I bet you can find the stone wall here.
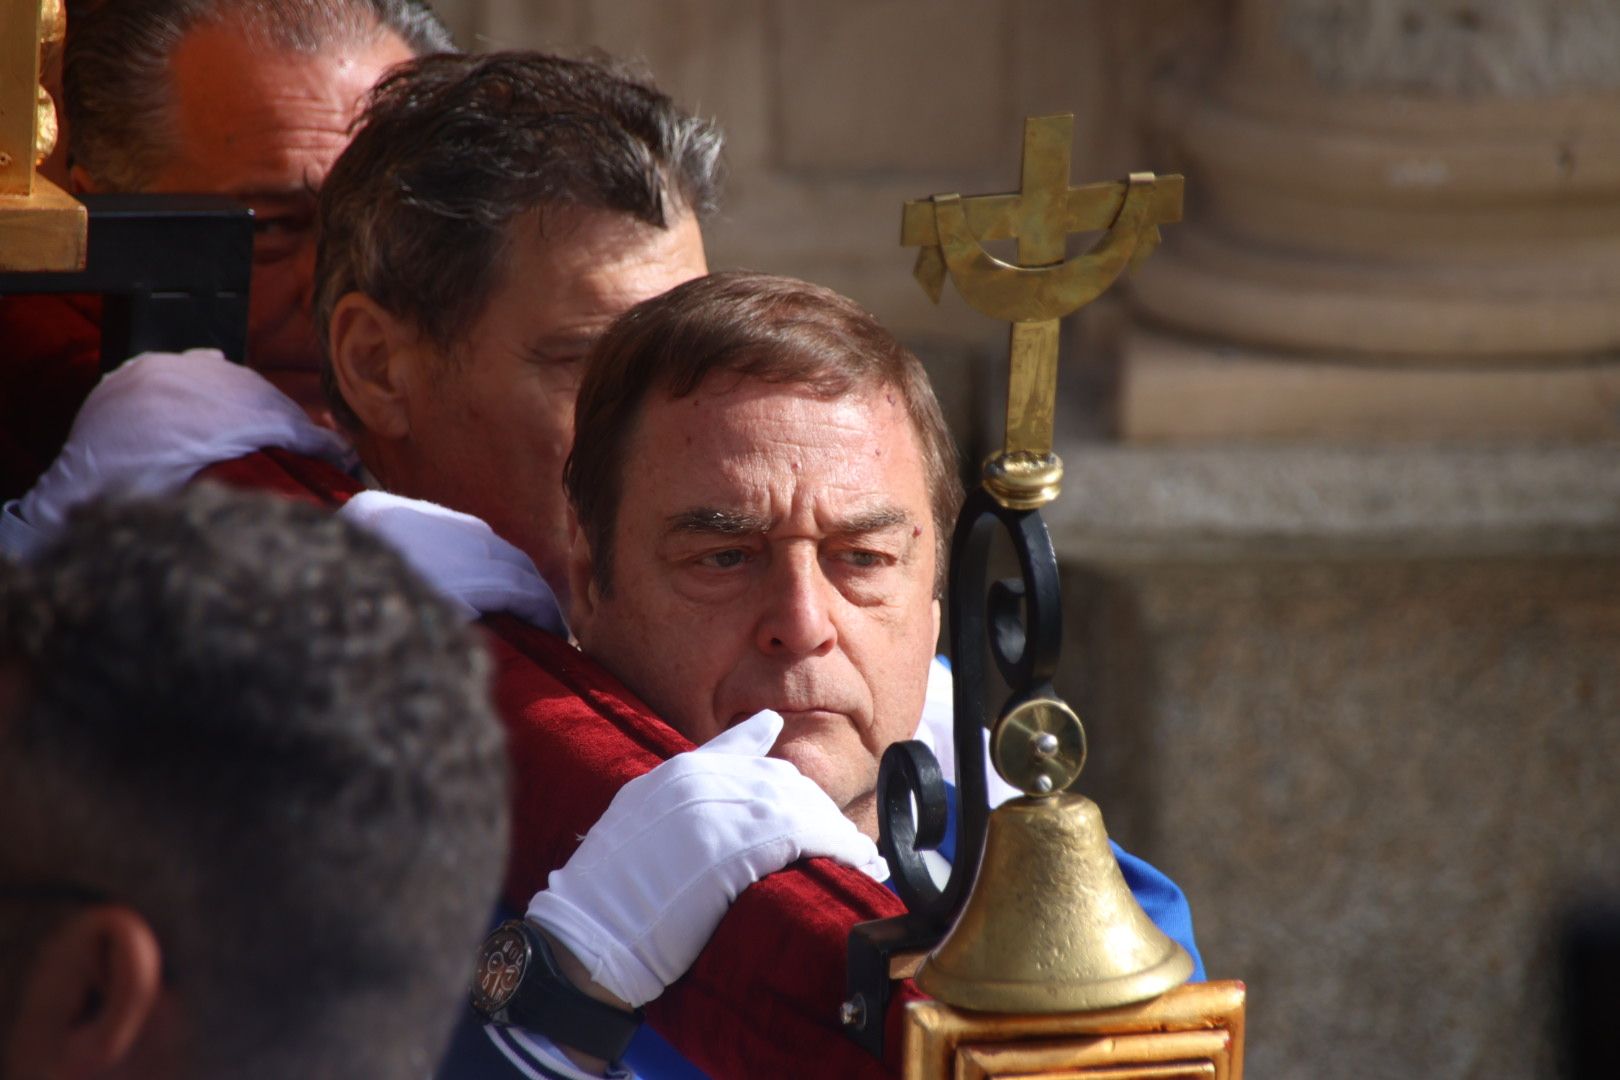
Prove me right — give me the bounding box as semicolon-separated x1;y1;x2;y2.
1051;444;1620;1078
425;3;1620;1076
428;0;1223;442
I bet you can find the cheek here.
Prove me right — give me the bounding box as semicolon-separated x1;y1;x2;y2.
863;613;938;742
249;262;301;307
589;594;728;742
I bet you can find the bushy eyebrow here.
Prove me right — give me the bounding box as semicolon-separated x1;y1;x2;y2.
665;506;912;538
832;507;912;538
666;508;772;536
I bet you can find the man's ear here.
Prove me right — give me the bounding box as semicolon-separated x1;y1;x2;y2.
327;293;421;441
565;509;600;639
4;906;164;1078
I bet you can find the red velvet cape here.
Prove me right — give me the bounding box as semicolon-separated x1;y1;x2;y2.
0;294;104;500
194;448;922;1078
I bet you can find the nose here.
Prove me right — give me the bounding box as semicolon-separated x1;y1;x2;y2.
755;546;837;658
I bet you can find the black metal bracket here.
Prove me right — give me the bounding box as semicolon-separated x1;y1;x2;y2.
0;194;253;371
842;486;1065;1058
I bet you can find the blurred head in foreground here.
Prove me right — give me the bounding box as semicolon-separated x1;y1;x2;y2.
0;487;508;1079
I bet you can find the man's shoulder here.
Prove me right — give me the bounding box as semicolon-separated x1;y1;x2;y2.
196;447;362;507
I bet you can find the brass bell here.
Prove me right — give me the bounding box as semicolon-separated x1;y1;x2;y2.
916;698;1193;1013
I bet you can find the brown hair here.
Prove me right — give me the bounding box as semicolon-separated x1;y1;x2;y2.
316;50;723;430
565;271;963;594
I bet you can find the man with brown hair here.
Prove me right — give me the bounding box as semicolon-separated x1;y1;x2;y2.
479;271;1198;1078
315;49;715;600
564;271;962;838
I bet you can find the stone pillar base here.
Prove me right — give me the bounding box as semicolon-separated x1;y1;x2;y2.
1120;327;1620;443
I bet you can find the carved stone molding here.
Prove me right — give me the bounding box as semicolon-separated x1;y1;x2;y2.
1124;0;1620;415
1280;0;1620;98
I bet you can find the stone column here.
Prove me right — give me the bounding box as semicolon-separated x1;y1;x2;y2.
1054;4;1620;1077
1123;0;1620;440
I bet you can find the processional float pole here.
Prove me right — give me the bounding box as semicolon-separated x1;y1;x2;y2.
842;115;1247;1078
0;0;86;271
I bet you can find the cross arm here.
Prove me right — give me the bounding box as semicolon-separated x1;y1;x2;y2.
899;174;1183;250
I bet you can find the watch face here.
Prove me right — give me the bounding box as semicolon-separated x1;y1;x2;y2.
471;924;530;1015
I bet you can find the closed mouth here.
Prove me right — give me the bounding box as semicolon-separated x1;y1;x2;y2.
729;707;846;729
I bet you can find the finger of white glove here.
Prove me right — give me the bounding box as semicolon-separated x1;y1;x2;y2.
527;743;882;1006
694;709;782;757
338;491;566;635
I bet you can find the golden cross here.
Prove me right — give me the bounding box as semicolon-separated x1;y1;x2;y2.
901;114;1182;509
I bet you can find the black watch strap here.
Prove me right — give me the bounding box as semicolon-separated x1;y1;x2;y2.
476;919;644;1064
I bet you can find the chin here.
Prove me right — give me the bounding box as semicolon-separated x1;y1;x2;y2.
767;739;846;803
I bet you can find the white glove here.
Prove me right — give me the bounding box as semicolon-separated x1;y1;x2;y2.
338;491;566;636
525;710;888;1008
3;350;353;558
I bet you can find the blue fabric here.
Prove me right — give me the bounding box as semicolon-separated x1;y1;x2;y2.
437;906;525;1079
436;903;711;1080
436;1005;527;1078
622;1026;708;1080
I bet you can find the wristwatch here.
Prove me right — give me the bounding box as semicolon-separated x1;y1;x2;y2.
470;919;644;1063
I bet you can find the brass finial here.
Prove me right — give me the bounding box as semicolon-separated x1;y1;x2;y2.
901;116;1181;509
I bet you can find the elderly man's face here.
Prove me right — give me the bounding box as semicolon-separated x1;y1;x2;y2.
384;206;708;601
570;377;942;839
144;21;413;417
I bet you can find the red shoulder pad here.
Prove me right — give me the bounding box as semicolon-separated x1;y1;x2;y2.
194;447;361;507
482;614;909;1077
0;294;104;499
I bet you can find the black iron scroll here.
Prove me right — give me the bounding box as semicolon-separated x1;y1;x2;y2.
841;485;1065;1058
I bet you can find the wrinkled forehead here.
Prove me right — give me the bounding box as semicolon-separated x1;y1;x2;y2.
159;23;411;192
625;373;931;501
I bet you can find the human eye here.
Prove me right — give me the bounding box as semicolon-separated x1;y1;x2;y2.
830;546;897;572
251;213;313;262
698;548;750;570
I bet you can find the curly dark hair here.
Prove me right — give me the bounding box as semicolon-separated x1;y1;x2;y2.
314;49;724;430
0;487;507;1078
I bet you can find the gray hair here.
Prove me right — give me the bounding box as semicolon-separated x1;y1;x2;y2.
0;487;508;1078
314;49;724;430
64;0;453;190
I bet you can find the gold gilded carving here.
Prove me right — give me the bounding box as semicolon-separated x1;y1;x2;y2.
0;0;86;270
958;1031;1227;1080
34;0;65;166
35;85;57;166
902;982;1245;1080
901;115;1180;509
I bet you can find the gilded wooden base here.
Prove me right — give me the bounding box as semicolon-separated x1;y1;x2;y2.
0;175;86;271
903;980;1245;1080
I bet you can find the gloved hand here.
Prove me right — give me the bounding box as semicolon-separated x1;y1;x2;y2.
338;491;566;636
7;350;352;553
525;710;887;1008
